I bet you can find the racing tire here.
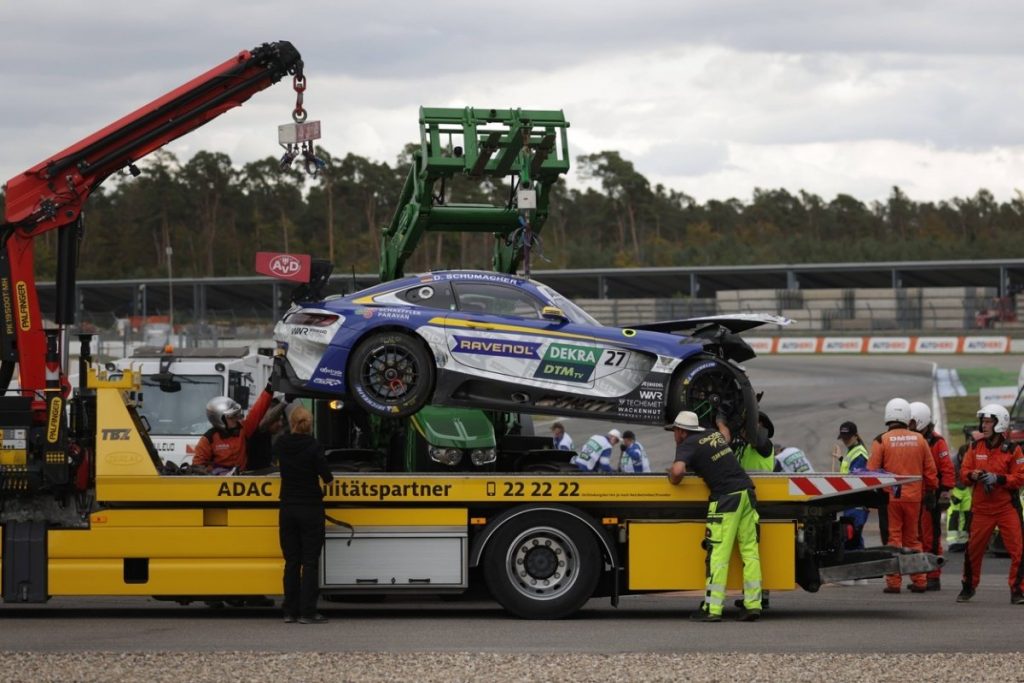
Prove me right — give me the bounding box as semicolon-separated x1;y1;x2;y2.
348;331;435;419
483;512;601;619
669;355;758;440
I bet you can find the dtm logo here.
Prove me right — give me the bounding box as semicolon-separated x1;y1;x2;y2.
269;255;302;277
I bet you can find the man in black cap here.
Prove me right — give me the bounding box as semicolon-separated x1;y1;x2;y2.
832;420;870;552
667;410;762;622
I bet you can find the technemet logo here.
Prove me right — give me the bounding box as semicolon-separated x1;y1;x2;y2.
452;336;541;358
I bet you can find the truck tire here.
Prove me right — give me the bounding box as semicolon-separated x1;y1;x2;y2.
483;512;601;619
348;332;435;419
669;355;757;440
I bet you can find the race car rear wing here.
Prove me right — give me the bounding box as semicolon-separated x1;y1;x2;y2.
627;313;793;334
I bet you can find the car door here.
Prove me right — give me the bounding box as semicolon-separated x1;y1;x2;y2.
443;281;629;392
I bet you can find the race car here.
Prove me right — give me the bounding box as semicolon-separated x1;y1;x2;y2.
273;270;788;435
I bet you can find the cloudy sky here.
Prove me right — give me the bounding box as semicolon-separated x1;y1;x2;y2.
2;1;1022;204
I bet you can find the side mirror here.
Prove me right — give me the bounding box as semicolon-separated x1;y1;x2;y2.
541;306;568;323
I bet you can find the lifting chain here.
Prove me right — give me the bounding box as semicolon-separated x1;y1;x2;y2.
278;66;326;177
292;73;308;124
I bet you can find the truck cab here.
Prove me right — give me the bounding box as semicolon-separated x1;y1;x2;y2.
113;346;275;466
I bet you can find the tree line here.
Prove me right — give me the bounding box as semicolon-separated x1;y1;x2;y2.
2;147;1021;281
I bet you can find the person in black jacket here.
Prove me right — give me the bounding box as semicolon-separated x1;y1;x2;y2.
277;404;334;624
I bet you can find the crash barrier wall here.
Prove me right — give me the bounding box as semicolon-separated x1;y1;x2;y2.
582;287;1016;332
742;335;1024;354
715;286;1014;333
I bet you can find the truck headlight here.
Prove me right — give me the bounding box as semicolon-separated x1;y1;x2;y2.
470;448;496;466
429;446;463;466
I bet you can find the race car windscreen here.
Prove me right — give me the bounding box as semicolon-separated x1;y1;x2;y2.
139;374;224;435
537;285;601;326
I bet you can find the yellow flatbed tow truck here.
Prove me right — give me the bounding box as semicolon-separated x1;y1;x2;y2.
0;369;938;619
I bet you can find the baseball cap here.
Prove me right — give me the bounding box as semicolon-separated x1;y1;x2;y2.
837;421;858;438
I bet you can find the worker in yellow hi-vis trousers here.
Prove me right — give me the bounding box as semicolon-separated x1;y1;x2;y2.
667;410;762;623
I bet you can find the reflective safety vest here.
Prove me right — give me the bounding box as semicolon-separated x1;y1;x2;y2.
553;432;574;451
775;446;814;473
619;441;651;473
570;435;613;472
737;443;775;472
839;442;869;474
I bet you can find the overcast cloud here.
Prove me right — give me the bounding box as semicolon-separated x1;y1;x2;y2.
2;0;1022;203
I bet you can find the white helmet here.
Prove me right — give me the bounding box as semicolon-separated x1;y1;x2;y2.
607;428;622;442
909;402;932;431
206;396;242;430
977;404;1010;434
884;398;912;425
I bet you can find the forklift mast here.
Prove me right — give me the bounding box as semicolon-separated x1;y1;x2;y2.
380;107;570;280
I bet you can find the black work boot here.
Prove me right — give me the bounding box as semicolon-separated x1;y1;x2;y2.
926;578;941;591
956;584;975;603
1011;590;1024;605
689;610;722;623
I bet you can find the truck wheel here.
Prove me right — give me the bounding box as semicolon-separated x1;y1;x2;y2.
483;512;601;619
669;355;757;440
348;332;435;419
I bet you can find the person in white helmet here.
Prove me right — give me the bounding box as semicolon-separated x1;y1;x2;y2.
570;429;621;472
868;397;938;594
909;401;956;591
957;404;1024;604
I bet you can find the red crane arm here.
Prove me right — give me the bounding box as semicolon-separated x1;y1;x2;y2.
0;41;304;398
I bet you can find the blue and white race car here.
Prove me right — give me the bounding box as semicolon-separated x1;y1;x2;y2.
273;270;787;434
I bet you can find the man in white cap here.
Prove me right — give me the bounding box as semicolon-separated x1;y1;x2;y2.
667;410;762;622
570;429;621;472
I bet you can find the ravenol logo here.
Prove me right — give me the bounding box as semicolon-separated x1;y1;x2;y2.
453;336;541;358
533;343;600;383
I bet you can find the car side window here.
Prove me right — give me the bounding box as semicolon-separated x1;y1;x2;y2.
398;282;456;310
452;282;543;319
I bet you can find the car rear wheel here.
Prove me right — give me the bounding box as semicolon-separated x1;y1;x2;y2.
669;355;757;439
348;331;435;419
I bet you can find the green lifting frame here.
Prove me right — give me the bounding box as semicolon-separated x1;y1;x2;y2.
380;106;570;280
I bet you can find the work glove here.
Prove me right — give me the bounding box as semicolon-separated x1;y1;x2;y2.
979;471;999;492
938;489;951;507
923;490;937;511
